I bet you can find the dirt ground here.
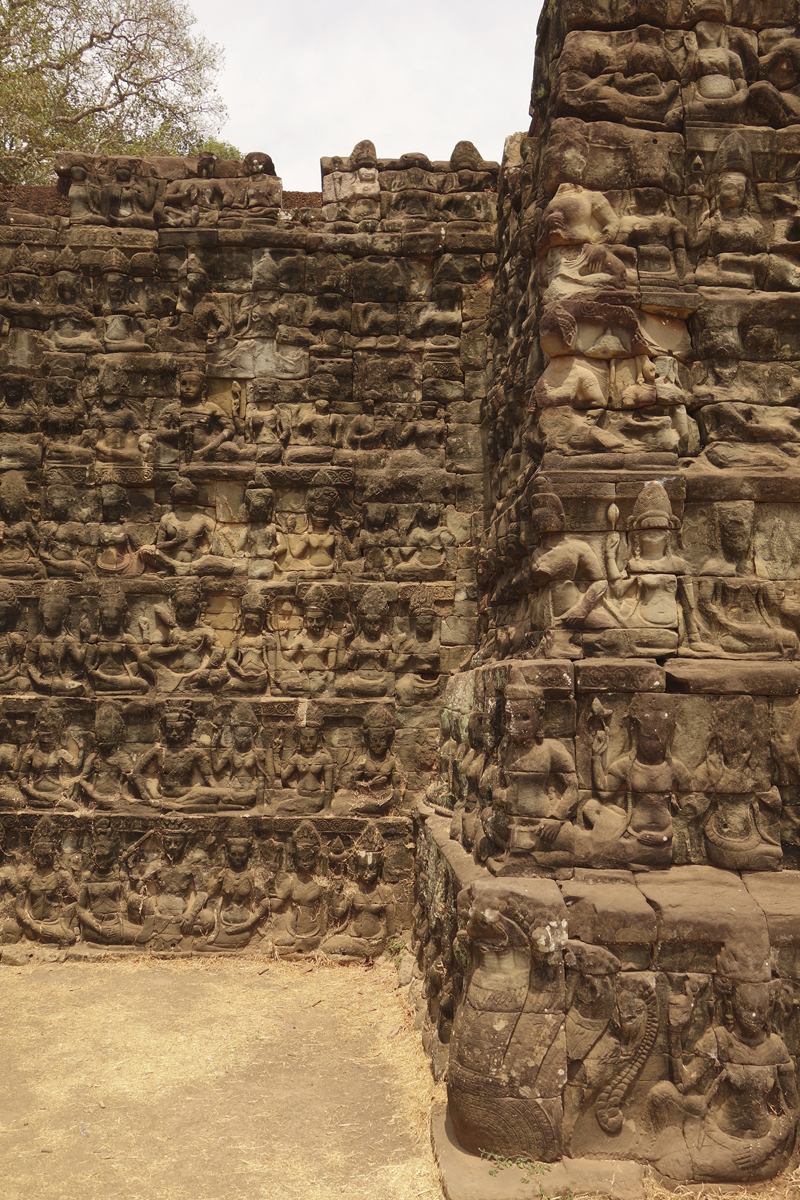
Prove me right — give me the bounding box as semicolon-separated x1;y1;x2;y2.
0;956;444;1200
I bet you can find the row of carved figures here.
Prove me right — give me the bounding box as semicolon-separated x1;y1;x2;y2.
57;152;281;229
482;479;800;660
548;21;800;131
0;476;456;584
0;817;402;958
487;131;800;511
0;699;407;818
0;580;442;702
432;677;800;873
0;369;467;478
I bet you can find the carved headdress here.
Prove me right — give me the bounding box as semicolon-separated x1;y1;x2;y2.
627;481;679;531
353;821;385;871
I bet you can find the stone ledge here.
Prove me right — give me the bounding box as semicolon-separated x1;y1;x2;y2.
431;1105;645;1200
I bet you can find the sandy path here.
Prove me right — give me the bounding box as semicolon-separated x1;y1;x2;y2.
0;956;443;1200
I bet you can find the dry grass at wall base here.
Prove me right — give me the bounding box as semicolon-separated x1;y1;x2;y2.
644;1168;800;1200
0;955;444;1200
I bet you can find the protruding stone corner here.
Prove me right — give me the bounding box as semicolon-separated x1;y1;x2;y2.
431;1105;646;1200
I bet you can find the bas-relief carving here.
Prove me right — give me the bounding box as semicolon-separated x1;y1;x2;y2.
403;0;800;1185
0;139;497;967
0;814;407;959
11;13;800;1184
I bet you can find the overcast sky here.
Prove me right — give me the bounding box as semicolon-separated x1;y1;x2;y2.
187;0;542;191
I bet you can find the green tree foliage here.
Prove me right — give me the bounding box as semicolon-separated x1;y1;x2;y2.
0;0;232;183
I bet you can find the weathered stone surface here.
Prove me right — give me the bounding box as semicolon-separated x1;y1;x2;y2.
0;139;498;964
431;1105;645;1200
409;0;800;1185
9;1;800;1188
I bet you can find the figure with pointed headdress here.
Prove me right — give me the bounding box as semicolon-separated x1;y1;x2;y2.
15;817;78;944
270;821;329;955
321;824;394;959
76;823;151;945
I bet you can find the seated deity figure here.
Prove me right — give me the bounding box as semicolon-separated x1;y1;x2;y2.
559;482;687;656
48;250;104;352
40;377;94;470
274;485;338;576
644;975;798;1182
533;694;691;871
140;477;236;578
199;828;271;951
689;502;799;658
0;376;40;437
339;503;399;579
138;823;214;949
275;592;339;695
0;583;26;692
18;703;83;812
178;369;248;464
90;385;151;479
228;151;280;217
15;818;78;945
145;578;229;692
277;720;334;815
390;504;455;582
486;676;579;861
245;384;289;463
64;163;103;225
605;355;692;454
76;828;151;946
682;22;749;124
101;165;158;228
394;588;441;706
130;703;213;811
617;189;690;284
225;590;275;693
26;584;88;696
688;697;782;871
393;400;446;466
269;821;329;955
694;136;768;290
0;471;45;579
332;705;402;816
99;249;154;353
229;488;277;579
38;484;94;578
335;587;394;697
95;485;144;577
344;397;393;454
86;587;153;695
283;384;344;465
79;702;138;811
211;702;270;809
321;824;394;959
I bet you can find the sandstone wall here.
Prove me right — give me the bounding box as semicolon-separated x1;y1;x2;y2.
413;0;800;1185
0;141;496;959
